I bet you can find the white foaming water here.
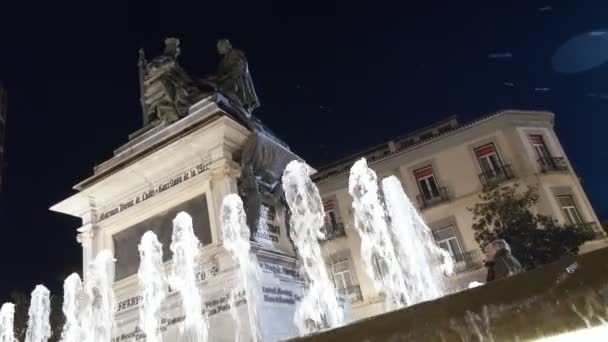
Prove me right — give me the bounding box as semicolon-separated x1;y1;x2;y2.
82;250;115;342
229;289;241;342
282;160;345;334
60;273;83;342
348;159;408;311
220;194;261;342
138;231;168;342
0;303;16;342
25;285;51;342
169;212;208;342
382;176;453;304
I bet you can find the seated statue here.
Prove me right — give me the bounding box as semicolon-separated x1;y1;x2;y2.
139;38;206;125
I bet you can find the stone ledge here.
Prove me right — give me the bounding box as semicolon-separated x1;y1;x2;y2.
290;247;608;341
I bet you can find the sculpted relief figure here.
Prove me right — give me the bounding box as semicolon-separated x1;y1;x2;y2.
205;39;260;116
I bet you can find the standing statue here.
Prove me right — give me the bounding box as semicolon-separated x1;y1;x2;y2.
139;38;199;125
205;39;260;115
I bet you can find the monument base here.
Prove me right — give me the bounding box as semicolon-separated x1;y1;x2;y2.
113;243;304;342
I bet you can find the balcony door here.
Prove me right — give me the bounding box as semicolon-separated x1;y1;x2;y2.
475;143;503;175
323;199;340;236
529;135;552;167
331;259;359;301
414;166;440;200
433;225;464;262
557;195;583;225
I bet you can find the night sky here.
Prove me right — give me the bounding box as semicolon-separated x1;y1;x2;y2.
1;1;607;302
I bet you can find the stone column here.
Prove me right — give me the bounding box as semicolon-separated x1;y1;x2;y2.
76;197;100;282
209;160;241;243
77;224;96;281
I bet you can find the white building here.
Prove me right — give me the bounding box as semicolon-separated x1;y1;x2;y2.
312;110;606;320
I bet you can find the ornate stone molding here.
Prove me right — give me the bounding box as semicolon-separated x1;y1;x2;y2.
210;160;241;181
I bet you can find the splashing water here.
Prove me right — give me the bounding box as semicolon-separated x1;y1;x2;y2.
83;250;115;342
282;160;345;334
138;231;168;342
348;159;408;311
169;212;208;342
229;289;241;342
60;273;83;342
0;303;16;342
220;194;261;342
25;285;51;342
381;176;452;304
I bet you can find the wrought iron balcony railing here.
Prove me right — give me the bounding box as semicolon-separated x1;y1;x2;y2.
574;222;607;240
478;164;514;186
320;221;346;241
337;285;364;303
416;186;450;210
538;157;568;173
450;250;485;275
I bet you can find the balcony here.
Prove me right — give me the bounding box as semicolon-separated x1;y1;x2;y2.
337;285;364;303
478;164;514;186
538;157;568;173
576;222;607;240
416;186;450;210
320;221;346;241
450;250;485;275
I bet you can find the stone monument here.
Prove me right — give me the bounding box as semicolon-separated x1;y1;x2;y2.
51;38;304;341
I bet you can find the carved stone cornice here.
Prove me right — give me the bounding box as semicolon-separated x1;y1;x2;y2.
210;160;241;181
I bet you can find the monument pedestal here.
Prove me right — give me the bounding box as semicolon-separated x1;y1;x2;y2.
51;95;305;341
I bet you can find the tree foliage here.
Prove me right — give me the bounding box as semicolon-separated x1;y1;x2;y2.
469;183;594;270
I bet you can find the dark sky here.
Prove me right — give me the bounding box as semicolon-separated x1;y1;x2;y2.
1;1;607;302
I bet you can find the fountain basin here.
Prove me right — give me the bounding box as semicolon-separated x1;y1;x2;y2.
289;247;608;341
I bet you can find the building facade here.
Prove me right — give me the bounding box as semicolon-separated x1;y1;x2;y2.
312;110;606;320
0;85;6;193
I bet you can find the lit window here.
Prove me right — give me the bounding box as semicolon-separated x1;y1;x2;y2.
414;166;440;200
433;225;464;261
557;195;583;225
474;143;504;174
529;135;552;167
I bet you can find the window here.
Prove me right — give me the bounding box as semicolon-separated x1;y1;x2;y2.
331;259;361;302
414;166;440;199
370;254;389;279
557;195;583;225
323;199;343;238
529;135;552;166
433;225;464;262
474;143;503;174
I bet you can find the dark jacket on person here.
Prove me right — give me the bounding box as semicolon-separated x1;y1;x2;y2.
485;249;523;282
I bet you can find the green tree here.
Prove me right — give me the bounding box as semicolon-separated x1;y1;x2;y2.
468;183;594;270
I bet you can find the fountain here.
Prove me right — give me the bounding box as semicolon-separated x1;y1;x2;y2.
25;285;51;342
169;212;208;342
83;250;115;342
137;231;168;342
282;160;345;334
60;273;83;342
381;175;453;304
0;303;15;342
348;159;409;311
220;194;262;342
